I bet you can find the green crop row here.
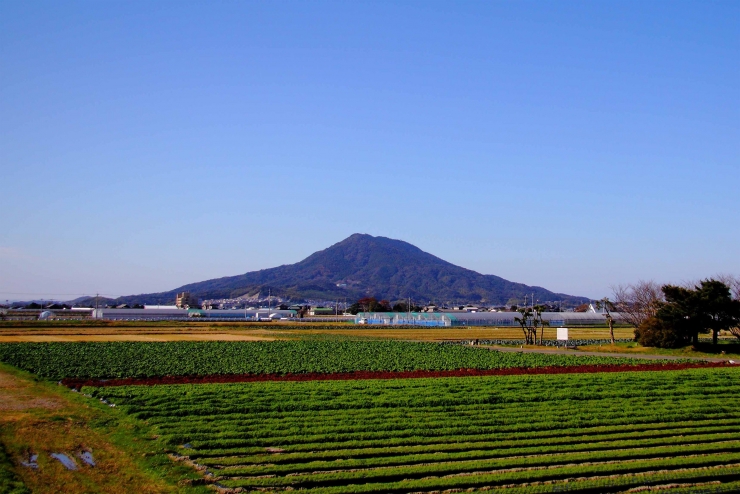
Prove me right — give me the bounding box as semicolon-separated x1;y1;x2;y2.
221;453;740;491
148;405;740;433
214;436;740;477
156;413;740;443
170;412;738;452
171;422;740;456
468;474;740;494
148;398;736;437
196;422;740;466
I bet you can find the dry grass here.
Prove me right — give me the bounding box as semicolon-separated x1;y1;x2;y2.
282;326;637;341
0;321;340;342
578;340;740;359
0;333;276;342
0;320;636;342
0;364;190;493
0;373;62;412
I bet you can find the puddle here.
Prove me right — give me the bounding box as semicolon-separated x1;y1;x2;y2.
50;453;78;470
78;450;96;467
21;453;38;469
182;443;193;449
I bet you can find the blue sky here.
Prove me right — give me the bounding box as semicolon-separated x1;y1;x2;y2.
1;0;738;301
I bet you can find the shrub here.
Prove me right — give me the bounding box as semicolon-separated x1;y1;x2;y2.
635;316;690;348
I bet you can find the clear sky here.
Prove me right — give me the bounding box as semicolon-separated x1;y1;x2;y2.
1;0;738;302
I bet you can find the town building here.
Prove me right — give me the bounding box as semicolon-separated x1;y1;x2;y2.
175;292;199;309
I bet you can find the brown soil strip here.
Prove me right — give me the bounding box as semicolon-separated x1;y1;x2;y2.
0;332;276;342
61;361;733;389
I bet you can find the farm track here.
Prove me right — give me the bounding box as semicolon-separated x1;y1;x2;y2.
86;367;740;493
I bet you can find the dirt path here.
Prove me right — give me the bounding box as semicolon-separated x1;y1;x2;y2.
484;345;732;362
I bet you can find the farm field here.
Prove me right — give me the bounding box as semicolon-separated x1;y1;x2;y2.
0;332;276;343
0;320;636;343
0;340;676;381
292;325;638;342
0;321;287;343
88;367;740;493
1;339;737;493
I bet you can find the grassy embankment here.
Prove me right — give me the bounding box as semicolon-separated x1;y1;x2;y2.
0;363;208;493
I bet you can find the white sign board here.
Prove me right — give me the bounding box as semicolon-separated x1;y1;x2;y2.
557;328;569;341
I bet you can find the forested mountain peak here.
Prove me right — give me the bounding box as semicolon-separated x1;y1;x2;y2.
117;234;584;305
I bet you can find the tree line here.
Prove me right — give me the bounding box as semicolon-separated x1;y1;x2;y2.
346;298;423;314
612;275;740;348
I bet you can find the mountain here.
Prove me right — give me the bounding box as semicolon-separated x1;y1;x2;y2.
115;234;586;306
68;296;118;307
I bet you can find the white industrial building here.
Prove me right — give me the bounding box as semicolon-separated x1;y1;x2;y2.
92;308;297;321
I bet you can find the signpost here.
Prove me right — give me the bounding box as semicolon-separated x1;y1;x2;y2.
557;327;569;347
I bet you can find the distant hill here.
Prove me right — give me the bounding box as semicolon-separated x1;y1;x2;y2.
68;296;118;307
115;234;587;306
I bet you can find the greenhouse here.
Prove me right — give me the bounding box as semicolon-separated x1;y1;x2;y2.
355;312;453;326
354;311;623;327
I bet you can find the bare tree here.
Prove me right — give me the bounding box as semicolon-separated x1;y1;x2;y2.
612;280;664;328
515;308;537;345
534;305;549;345
715;275;740;340
715;274;740;301
595;298;617;344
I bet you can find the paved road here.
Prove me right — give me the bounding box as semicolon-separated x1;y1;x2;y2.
483;345;734;363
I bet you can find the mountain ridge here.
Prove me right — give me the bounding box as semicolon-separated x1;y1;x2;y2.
116;234;587;306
